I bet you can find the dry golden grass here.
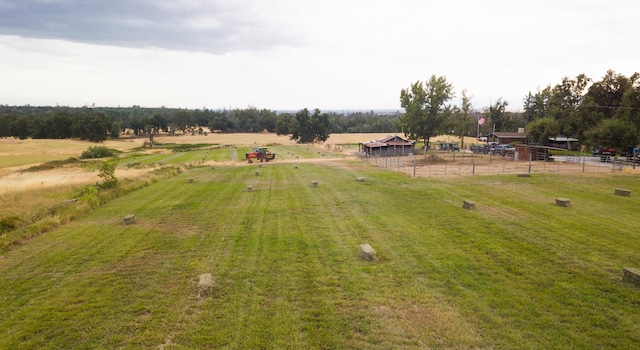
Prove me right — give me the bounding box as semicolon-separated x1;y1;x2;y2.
0;133;479;166
0;133;481;192
0;167;154;195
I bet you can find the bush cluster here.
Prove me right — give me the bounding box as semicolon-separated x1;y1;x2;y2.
80;146;119;159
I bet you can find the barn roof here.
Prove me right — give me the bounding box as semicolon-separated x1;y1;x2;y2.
493;132;526;139
361;135;414;148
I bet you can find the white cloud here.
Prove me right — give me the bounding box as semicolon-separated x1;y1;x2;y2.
0;0;638;111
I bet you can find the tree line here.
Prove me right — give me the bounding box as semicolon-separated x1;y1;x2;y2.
0;105;401;143
3;69;637;149
524;70;639;151
399;70;640;151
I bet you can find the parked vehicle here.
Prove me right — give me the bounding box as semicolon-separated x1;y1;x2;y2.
438;143;460;151
488;142;498;154
494;144;515;156
245;147;276;163
620;147;640;159
592;148;615;157
594;148;616;162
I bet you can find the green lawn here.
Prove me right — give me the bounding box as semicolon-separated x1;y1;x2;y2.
1;162;639;348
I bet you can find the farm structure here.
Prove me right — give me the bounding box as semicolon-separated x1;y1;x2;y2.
359;135;415;157
485;131;527;145
548;136;580;151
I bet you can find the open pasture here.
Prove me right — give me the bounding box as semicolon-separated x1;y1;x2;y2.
1;159;639;349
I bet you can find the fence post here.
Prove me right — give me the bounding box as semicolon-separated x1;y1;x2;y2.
472;155;476;175
412;156;416;178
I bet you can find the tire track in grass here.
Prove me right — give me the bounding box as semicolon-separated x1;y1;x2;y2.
273;163;485;348
400;174;640;347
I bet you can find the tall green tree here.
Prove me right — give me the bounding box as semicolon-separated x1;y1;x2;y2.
452;89;473;148
399;75;454;153
486;98;510;132
525;117;560;145
585;118;638;151
614;82;640;128
289;108;331;144
275;113;295;136
585;70;638;118
209;114;234;132
11;116;30;140
547;75;590;137
523;86;551;122
110;121;121;138
84;113;110;142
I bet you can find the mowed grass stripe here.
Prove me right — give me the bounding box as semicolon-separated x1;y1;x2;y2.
1;165;640;348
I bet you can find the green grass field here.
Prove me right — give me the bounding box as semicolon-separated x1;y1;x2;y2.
1;158;640;348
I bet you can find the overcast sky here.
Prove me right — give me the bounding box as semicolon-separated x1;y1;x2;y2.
0;0;638;111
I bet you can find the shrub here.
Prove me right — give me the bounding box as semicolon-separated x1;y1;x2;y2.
97;161;118;189
25;158;80;172
80;146;119;159
0;216;21;233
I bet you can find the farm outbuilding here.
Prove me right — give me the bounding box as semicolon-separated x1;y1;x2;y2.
548;136;579;151
360;135;415;156
487;132;527;145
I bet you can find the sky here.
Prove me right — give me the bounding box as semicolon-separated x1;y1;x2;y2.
0;0;638;112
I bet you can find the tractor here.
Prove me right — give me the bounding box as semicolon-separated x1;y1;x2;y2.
245;147;276;163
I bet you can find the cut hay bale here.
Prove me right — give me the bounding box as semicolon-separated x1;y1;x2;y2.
517;173;531;177
189;178;194;183
294;166;298;169
258;164;263;168
356;177;365;182
623;268;640;288
615;188;631;196
197;273;214;297
555;198;571;207
123;214;135;225
462;200;476;210
246;186;253;192
255;171;260;176
311;181;318;187
360;244;377;261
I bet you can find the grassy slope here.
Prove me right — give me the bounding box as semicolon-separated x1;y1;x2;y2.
1;163;639;349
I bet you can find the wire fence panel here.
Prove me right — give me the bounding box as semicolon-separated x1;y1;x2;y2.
361;152;639;178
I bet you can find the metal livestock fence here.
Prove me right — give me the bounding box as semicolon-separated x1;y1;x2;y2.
360;151;639;178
